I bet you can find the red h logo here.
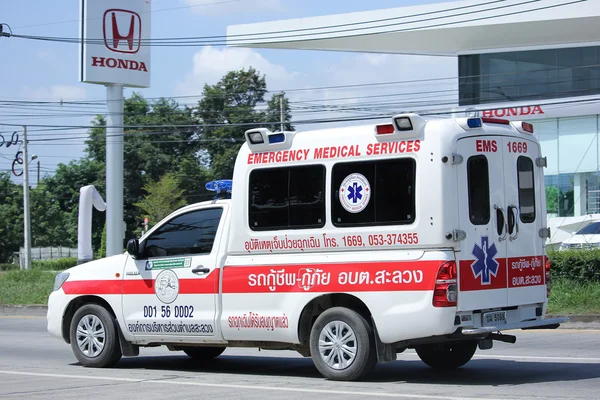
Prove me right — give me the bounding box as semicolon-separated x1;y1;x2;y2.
103;9;141;54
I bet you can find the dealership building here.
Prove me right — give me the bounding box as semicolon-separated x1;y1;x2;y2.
227;0;600;243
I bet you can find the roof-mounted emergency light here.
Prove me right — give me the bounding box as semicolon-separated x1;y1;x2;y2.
246;129;266;144
466;117;482;128
511;121;535;135
244;127;296;152
374;113;425;141
205;179;232;200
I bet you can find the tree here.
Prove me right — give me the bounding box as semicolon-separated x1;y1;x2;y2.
196;67;293;179
83;93;202;246
546;186;559;214
0;173;23;263
133;173;187;228
264;93;294;131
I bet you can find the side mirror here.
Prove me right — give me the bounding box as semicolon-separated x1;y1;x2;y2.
126;239;140;259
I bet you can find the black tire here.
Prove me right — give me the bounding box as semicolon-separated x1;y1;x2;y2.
309;307;377;381
415;340;477;370
183;346;226;360
69;304;122;368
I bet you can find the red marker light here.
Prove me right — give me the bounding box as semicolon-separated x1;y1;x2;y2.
522;122;534;133
376;124;395;135
482;117;510;125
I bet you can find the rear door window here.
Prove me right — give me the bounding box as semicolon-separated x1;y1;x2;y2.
467;155;490;225
517;156;536;223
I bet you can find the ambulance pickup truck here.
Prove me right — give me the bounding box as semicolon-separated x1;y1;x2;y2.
47;113;567;381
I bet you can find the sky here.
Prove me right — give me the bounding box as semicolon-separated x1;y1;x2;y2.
0;0;458;184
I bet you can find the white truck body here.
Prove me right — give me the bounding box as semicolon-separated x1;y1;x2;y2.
47;113;566;380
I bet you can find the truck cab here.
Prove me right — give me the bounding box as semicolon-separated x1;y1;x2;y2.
47;113;566;381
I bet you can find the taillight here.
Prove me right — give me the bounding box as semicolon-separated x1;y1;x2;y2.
433;261;458;307
545;255;552;297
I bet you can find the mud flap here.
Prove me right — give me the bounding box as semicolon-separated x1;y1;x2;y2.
371;317;395;362
113;315;139;357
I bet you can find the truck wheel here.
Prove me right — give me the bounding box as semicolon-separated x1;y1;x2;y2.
309;307;377;381
415;340;477;370
184;347;226;360
70;304;122;368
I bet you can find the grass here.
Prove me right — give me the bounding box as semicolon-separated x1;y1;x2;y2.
0;269;58;305
547;279;600;315
1;270;600;315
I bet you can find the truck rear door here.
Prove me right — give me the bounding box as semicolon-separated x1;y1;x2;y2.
456;136;509;311
456;133;546;314
502;136;546;306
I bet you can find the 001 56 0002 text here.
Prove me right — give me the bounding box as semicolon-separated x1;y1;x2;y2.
143;305;195;318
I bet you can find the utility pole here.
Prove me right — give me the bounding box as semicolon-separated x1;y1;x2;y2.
279;91;285;132
22;126;32;270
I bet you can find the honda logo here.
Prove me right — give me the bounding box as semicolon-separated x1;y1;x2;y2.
103;9;141;54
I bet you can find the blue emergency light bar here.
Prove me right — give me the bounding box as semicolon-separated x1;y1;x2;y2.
205;179;233;193
467;117;482;128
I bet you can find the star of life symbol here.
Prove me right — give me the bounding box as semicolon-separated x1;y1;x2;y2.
339;173;371;213
471;236;499;285
154;269;179;304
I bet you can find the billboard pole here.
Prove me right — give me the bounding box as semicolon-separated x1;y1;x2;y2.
106;84;124;256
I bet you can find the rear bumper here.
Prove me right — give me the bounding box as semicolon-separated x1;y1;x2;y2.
458;317;569;335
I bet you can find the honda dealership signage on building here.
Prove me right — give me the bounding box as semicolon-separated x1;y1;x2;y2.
79;0;151;88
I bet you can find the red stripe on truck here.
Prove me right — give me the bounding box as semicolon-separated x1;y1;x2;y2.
221;261;442;293
62;260;445;295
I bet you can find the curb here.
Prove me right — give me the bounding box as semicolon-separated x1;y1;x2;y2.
1;304;48;316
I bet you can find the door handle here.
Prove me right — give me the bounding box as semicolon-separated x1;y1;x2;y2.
192;266;210;274
509;205;520;241
494;205;508;242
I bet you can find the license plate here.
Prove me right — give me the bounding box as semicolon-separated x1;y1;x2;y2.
482;311;507;327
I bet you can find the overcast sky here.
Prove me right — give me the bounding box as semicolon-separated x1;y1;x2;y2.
0;0;458;183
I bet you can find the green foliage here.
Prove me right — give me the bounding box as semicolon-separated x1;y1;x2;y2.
547;249;600;283
547;279;600;314
0;269;57;305
197;67;294;179
31;257;78;271
0;68;292;260
546;186;559;214
133;173;188;228
98;225;107;259
0;264;18;271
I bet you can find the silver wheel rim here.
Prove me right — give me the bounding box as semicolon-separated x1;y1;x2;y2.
318;320;357;370
76;315;106;358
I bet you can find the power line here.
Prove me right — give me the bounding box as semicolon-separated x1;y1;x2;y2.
11;0;244;30
5;0;579;47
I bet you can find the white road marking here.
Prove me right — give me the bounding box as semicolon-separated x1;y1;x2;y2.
400;353;600;362
0;370;514;400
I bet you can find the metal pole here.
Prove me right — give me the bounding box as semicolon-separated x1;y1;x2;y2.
106;84;125;256
22;126;32;270
37;160;40;186
279;92;285;132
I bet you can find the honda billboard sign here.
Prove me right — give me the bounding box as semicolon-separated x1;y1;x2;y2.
79;0;151;88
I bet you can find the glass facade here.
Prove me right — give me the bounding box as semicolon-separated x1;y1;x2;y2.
459;46;600;106
534;115;600;217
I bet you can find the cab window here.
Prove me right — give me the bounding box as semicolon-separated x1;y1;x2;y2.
517;156;536;223
143;208;223;258
467;155;490;225
331;158;416;227
249;165;326;230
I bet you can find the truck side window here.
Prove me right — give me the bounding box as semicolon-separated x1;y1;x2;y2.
249;165;325;230
467;155;490;225
517;156;536;223
331;158;416;227
143;208;223;258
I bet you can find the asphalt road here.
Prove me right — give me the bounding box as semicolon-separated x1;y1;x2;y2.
1;316;599;400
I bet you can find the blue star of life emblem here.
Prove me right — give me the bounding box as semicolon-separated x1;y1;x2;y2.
347;182;363;203
471;236;499;285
